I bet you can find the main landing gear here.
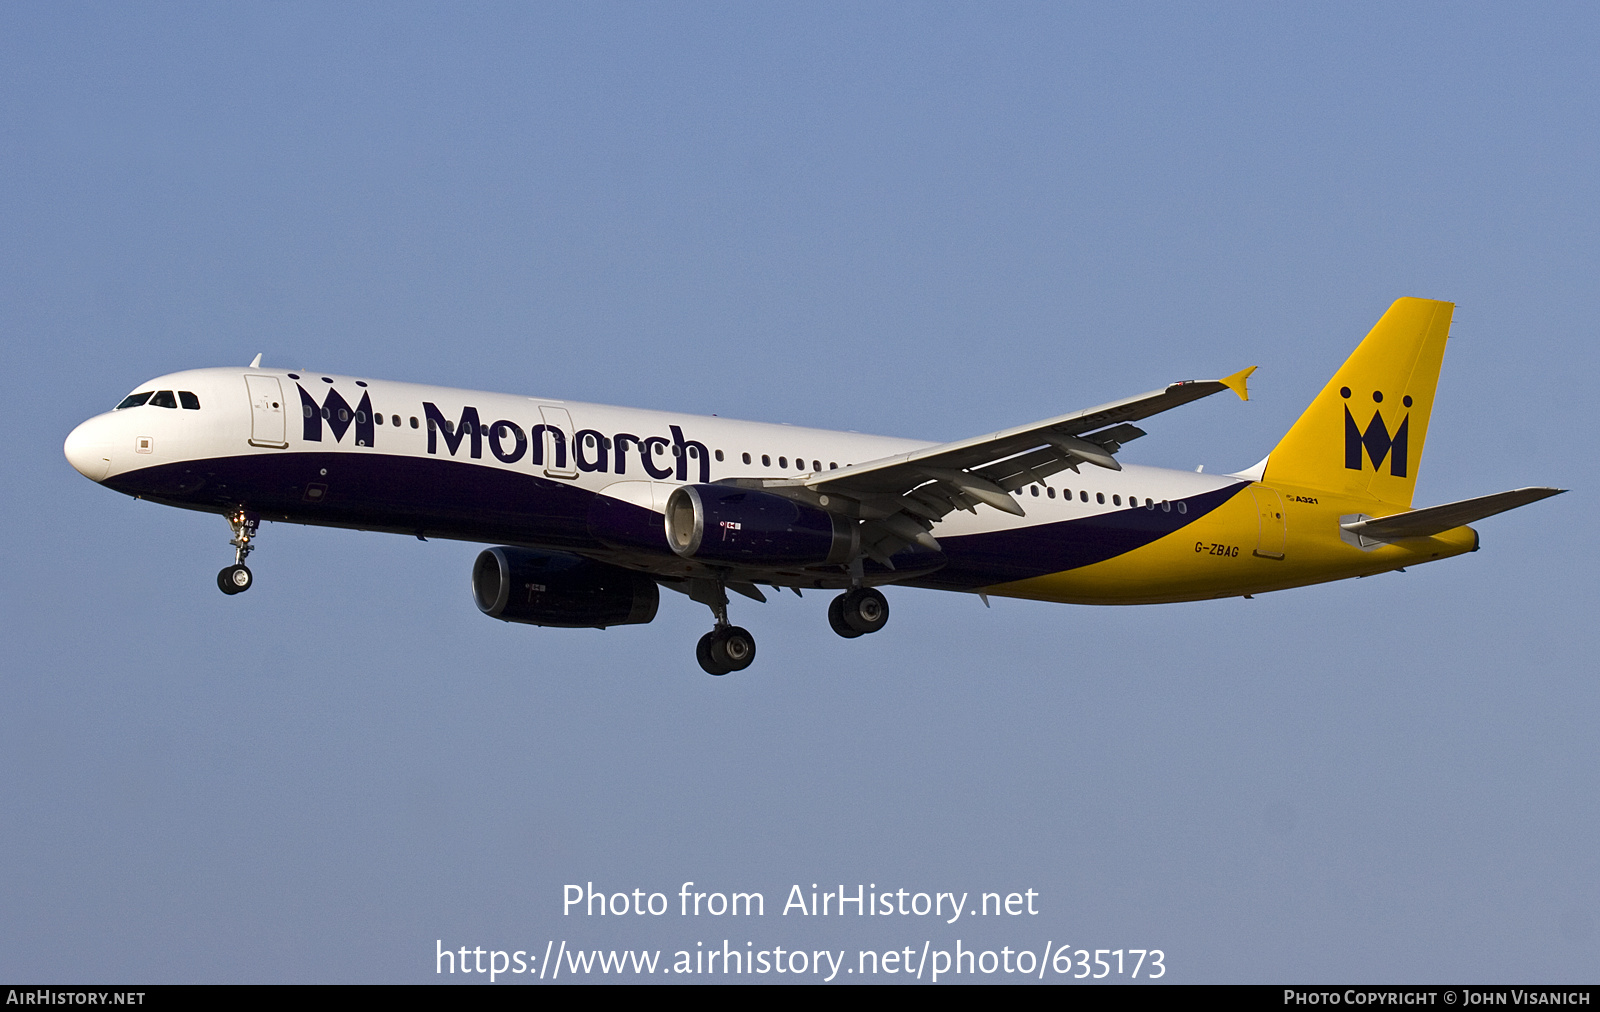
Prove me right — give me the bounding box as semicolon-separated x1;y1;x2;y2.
691;580;756;676
688;581;891;675
697;626;756;676
828;587;889;639
217;509;259;596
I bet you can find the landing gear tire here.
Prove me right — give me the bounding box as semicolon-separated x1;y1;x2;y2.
712;626;756;671
218;564;253;595
697;632;727;675
697;626;756;675
690;579;757;676
828;596;864;638
837;587;889;635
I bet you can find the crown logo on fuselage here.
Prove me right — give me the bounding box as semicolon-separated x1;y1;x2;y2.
298;383;375;447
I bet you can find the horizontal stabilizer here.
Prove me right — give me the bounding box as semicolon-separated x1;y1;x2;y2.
1341;487;1565;541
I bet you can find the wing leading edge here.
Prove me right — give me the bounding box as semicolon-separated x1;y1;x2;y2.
724;367;1256;567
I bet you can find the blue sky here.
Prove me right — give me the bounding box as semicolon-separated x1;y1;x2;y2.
3;3;1596;982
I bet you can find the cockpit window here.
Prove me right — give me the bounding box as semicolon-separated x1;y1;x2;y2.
115;392;153;409
178;391;200;410
150;390;178;408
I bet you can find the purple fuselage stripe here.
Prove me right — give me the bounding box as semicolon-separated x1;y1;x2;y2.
104;453;1248;590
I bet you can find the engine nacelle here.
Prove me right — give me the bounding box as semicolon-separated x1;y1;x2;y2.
472;547;659;628
664;484;857;566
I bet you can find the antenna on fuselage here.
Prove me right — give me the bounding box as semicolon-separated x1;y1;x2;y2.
249;353;263;368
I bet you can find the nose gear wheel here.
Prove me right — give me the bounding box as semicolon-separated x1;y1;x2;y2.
218;564;253;594
217;509;260;595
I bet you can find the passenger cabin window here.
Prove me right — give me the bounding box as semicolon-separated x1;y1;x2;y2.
1113;495;1121;506
1096;492;1105;504
150;390;178;409
116;392;153;409
715;450;724;462
1079;491;1088;502
762;455;771;467
742;452;751;464
178;391;200;410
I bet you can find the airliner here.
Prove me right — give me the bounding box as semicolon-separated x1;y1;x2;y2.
64;298;1561;674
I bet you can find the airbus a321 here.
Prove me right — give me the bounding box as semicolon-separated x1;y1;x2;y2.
64;298;1561;674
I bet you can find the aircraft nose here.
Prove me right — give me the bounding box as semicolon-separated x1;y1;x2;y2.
64;415;115;482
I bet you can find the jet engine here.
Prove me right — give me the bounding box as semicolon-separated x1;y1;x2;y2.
472;547;659;628
664;484;857;566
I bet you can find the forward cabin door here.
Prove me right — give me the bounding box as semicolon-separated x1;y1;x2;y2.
245;375;288;448
1250;485;1287;559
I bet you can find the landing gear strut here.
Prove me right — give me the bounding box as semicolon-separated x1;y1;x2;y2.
829;587;889;638
217;509;259;596
691;579;756;676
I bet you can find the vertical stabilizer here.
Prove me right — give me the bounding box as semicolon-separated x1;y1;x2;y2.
1263;298;1453;507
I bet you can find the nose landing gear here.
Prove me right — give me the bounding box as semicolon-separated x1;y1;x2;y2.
691;579;757;676
217;509;259;596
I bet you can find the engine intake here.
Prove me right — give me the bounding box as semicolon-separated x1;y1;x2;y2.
664;484;857;567
472;547;659;628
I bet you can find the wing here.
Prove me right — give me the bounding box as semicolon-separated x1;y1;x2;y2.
726;366;1256;567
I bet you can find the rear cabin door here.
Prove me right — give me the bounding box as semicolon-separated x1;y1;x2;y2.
1250;485;1287;559
245;375;288;448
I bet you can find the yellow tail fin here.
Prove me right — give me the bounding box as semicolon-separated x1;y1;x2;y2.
1264;298;1453;507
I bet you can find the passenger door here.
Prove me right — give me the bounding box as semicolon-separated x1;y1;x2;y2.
538;404;578;479
245;375;288;448
1250;485;1287;559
